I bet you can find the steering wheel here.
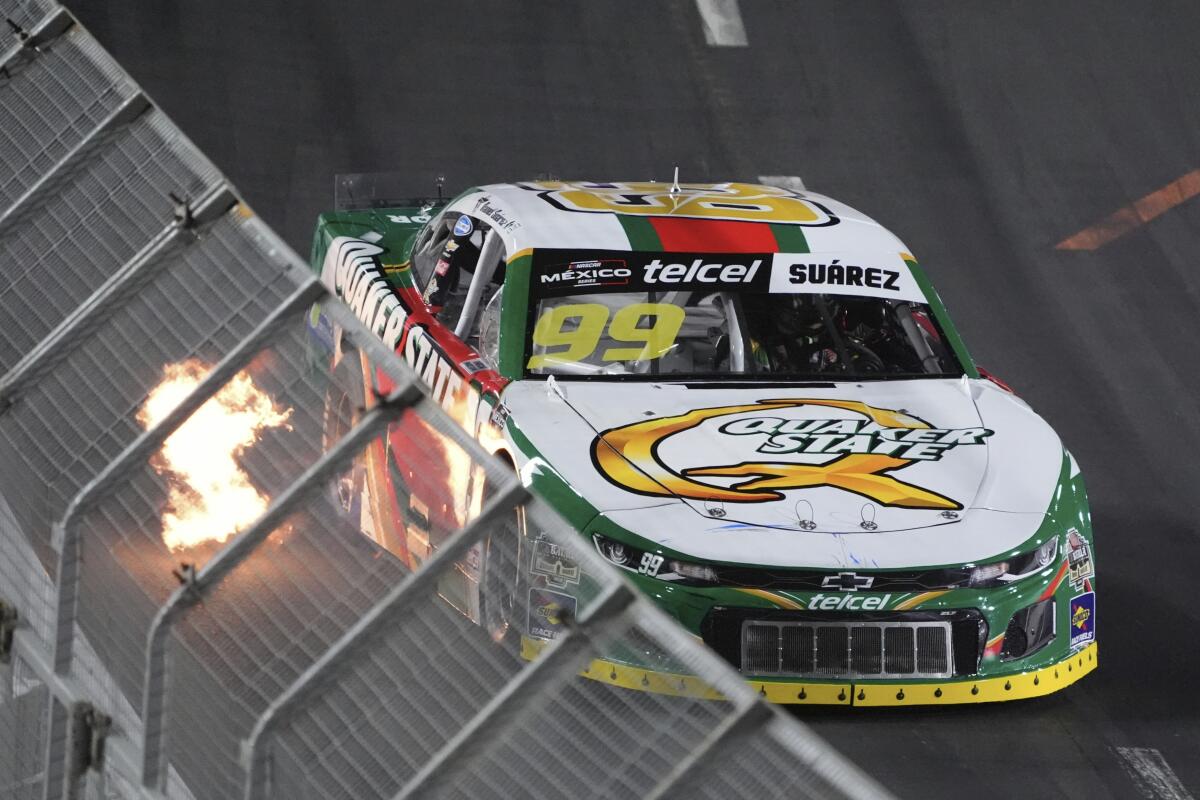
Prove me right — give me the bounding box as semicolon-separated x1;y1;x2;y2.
846;339;886;372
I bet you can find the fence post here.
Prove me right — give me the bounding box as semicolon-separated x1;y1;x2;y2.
0;6;71;74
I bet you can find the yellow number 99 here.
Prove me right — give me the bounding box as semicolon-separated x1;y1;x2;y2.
527;303;609;370
527;302;687;370
602;303;685;361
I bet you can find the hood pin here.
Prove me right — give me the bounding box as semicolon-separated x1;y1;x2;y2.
859;504;879;531
795;500;817;531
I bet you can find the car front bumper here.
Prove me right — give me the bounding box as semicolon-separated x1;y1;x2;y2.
520;546;1098;705
520;636;1097;706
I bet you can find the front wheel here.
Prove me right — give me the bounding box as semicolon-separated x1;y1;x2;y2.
323;350;366;519
479;476;525;646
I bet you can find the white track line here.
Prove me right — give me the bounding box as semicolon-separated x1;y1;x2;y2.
758;174;807;193
695;0;748;47
1116;748;1196;800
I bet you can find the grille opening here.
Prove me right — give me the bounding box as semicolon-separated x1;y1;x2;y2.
884;627;915;674
740;619;954;679
705;608;986;679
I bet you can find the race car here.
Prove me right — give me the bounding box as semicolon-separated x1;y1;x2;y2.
308;180;1096;706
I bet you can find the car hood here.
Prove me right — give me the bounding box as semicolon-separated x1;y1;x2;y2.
502;377;1065;567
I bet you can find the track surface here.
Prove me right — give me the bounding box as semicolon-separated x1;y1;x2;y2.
69;2;1200;797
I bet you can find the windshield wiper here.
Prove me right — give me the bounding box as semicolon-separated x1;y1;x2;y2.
837;371;964;381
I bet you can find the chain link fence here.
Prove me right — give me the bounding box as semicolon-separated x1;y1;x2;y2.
0;4;893;799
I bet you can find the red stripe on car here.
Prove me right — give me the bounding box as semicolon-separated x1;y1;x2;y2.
1039;562;1069;601
648;218;778;253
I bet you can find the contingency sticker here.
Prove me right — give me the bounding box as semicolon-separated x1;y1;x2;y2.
528;588;577;640
1069;591;1096;650
530;535;582;589
1066;528;1095;589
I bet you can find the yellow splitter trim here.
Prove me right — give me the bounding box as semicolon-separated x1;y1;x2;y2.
521;636;1097;706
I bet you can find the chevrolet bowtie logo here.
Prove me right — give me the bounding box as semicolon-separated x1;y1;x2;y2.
821;572;874;591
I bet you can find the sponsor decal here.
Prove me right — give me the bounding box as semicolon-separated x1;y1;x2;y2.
528;588;577;640
787;259;899;291
460;358;490;374
644;257;762;285
539;258;632;289
767;252;924;303
808;593;892;611
453;214;474;237
322;238;483;427
1069;591;1096;649
530;535;581;588
718;414;989;460
386;213;432;224
473;195;521;232
307;303;335;352
821;572;874;591
321;237;410;349
592;399;992;510
517;181;839;226
489;402;511;429
1066;528;1095;589
401;325;482;427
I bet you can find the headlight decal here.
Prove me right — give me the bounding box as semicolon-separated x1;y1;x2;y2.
592;533;718;584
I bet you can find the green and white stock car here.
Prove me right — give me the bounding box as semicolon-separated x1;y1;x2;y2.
308;180;1096;706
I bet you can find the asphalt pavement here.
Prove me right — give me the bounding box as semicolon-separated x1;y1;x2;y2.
66;2;1200;797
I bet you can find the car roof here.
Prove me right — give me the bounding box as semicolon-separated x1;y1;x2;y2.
443;181;913;259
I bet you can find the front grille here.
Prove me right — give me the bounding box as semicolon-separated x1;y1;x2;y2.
702;565;976;592
742;619;953;678
704;608;986;678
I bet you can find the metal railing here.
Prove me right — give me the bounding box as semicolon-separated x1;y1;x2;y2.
0;3;894;799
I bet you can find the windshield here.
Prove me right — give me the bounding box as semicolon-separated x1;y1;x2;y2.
525;250;964;380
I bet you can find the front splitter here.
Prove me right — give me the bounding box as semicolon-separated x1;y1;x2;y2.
520;637;1098;706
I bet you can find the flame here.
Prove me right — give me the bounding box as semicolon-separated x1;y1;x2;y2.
439;392;483;528
442;432;476;527
137;359;292;551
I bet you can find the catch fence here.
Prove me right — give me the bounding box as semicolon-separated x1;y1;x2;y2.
0;3;893;799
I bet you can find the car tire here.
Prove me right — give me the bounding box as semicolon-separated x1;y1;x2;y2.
323;349;367;519
479;463;525;647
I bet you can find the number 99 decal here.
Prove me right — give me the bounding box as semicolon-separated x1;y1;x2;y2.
527;302;686;370
638;553;664;577
518;181;838;226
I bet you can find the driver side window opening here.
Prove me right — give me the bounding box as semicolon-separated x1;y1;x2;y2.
411;208;455;286
419;212;507;356
476;285;504;370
